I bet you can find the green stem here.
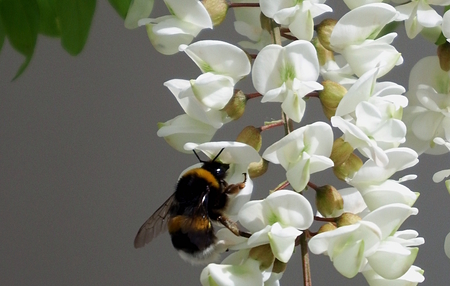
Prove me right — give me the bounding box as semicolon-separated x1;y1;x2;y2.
300;233;312;286
268;14;311;286
246;92;262;100
260;119;284;132
228;2;260;8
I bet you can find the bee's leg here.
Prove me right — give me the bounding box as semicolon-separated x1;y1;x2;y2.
223;173;247;195
217;215;251;238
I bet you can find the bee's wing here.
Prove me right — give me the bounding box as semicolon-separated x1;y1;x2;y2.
134;194;175;248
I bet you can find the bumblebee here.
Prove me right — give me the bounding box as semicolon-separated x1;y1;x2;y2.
134;149;247;264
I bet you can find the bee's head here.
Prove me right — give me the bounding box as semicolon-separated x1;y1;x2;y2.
193;148;229;180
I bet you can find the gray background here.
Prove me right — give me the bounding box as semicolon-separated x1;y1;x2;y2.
1;1;449;285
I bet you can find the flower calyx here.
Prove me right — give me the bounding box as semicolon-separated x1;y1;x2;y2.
221;90;247;120
319;80;347;119
315;185;344;218
202;0;228;26
316;18;337;51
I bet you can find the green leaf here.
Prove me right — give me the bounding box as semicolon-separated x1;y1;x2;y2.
0;0;39;78
108;0;132;19
36;0;60;37
12;54;33;80
0;17;5;53
56;0;96;55
0;0;39;55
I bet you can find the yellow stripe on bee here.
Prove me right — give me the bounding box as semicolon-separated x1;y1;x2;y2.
168;216;184;234
168;215;211;234
182;168;220;189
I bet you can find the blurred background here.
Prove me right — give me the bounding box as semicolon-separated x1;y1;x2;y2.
1;1;450;285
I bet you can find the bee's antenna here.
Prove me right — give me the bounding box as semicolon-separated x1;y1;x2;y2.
193;149;204;163
193;148;225;163
212;148;225;162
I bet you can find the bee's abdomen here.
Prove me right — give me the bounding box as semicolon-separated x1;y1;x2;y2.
168;215;216;254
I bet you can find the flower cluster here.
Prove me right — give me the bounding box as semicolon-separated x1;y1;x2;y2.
126;0;450;285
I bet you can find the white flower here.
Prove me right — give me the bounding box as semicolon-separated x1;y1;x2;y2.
164;78;231;128
238;190;314;263
157;114;218;153
138;0;212;55
252;40;323;122
309;220;382;278
163;41;251;129
335;68;407;120
320;55;357;88
259;0;332;40
331;68;407;166
343;0;384;10
366;230;423;279
200;252;263;286
184;141;261;217
445;231;450;259
362;265;425;285
262;122;334;192
124;0;154;29
348;148;419;210
403;56;450;154
443;10;450;42
395;0;450;39
309;204;420;279
432;137;450;193
232;0;272;50
179;40;251;84
330;3;402;78
331;110;406;167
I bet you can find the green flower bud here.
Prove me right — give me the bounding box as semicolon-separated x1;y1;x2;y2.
312;37;335;66
249;244;275;271
319;80;347;119
336;212;361;227
330;138;353;166
316;18;337;51
222;90;247;120
236;125;262;151
315;185;344;218
248;159;269;179
202;0;228;26
438;42;450;72
333;153;363;181
317;222;337;233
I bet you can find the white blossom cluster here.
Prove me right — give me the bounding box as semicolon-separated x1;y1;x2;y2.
125;0;450;285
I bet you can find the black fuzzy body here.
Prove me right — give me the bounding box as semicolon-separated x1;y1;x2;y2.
167;161;230;263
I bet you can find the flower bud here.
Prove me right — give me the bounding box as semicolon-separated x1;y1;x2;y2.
316;18;337;51
333;153;363;181
249;244;275;270
222;90;247;120
248;159;269;179
330;138;353;166
272;259;287;274
336;212;361;227
315;185;344;218
202;0;228;26
312;37;335;66
319;80;347;119
236;125;262;151
317;222;337;233
437;42;450;71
